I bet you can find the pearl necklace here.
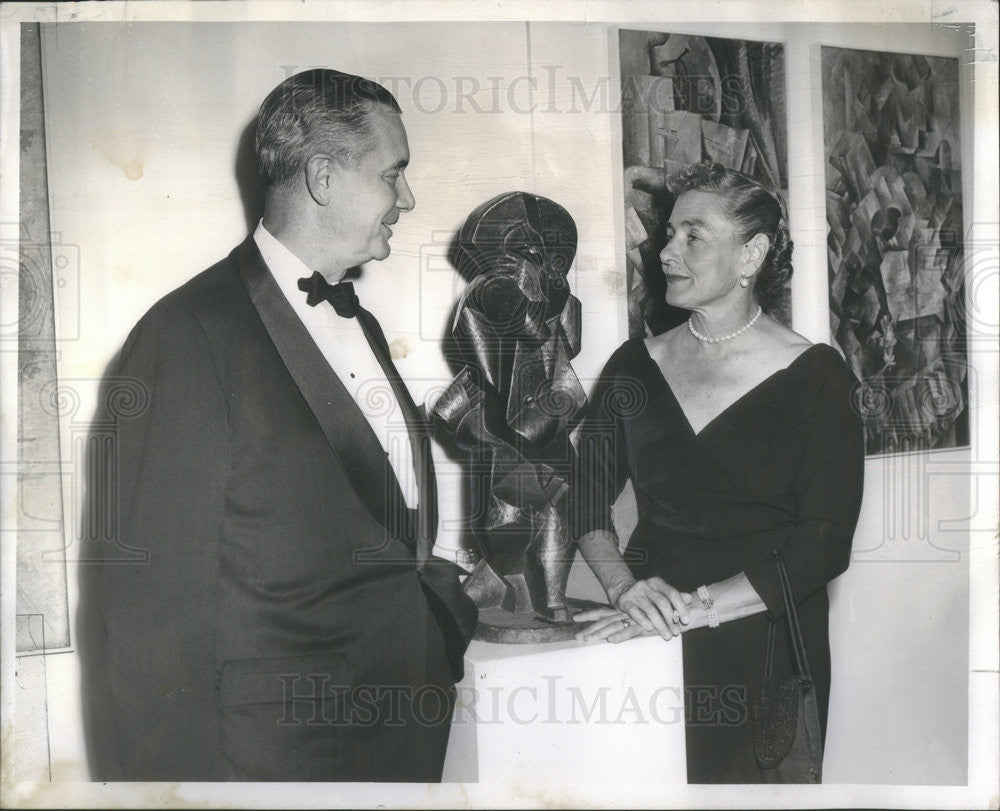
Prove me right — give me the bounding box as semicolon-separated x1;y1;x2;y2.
687;305;763;344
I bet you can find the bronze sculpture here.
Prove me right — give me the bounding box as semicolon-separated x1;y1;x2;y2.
432;192;593;642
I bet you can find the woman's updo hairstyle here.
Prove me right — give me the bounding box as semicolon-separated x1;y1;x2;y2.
669;161;793;314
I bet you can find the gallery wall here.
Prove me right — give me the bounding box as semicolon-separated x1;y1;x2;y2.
23;17;989;791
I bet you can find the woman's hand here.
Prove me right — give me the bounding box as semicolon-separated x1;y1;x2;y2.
609;577;693;640
572;606;654;643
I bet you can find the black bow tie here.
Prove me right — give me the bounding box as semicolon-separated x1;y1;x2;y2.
298;272;359;318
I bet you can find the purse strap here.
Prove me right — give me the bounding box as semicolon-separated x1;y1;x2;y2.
763;618;777;678
764;549;813;681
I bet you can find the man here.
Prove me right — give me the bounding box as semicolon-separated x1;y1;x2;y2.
84;69;474;782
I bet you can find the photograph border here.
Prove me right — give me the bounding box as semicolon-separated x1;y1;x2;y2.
1;1;996;809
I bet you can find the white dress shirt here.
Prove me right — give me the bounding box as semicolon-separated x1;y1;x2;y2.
253;221;419;508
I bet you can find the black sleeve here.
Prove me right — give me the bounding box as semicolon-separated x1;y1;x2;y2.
97;299;230;779
571;342;641;540
744;352;865;617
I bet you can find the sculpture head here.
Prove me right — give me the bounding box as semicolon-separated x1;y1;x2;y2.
453;192;578;321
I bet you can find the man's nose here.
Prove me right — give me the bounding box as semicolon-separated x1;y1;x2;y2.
396;175;415;213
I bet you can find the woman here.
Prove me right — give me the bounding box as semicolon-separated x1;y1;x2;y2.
572;162;864;783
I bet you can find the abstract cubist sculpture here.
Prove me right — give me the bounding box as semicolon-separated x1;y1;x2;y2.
432;192;592;642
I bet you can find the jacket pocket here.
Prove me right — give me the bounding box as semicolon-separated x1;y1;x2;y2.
218;651;349;708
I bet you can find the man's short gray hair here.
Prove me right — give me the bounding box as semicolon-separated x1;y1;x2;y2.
255;68;401;191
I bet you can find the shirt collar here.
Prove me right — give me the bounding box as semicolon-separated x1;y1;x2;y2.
253;220;359;334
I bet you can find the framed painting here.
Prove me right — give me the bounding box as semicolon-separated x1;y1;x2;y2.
618;29;790;337
822;46;968;455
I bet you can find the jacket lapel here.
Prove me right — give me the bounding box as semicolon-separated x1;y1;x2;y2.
234;238;476;679
232;238;411;543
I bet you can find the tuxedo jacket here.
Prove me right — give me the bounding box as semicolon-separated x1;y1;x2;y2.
86;238;469;782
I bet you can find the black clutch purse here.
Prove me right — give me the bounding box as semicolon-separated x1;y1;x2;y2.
751;550;824;783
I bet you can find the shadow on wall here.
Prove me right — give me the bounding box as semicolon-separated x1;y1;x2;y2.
235;116;265;235
76;352;134;781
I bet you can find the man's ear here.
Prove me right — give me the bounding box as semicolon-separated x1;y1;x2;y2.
304;154;333;206
744;233;771;274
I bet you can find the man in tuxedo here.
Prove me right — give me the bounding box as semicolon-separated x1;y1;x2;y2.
84;69;475;782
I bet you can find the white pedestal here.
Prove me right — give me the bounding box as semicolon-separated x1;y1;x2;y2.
442;635;686;784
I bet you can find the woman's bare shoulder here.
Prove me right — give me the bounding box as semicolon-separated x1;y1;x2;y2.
643;323;688;359
757;316;813;364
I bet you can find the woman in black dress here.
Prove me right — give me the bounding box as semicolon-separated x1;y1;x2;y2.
573;162;864;783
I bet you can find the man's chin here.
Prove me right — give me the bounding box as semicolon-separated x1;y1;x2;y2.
369;242;391;262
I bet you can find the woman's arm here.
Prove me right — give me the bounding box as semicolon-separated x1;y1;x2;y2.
575;528;636;606
742;356;865;619
682;572;767;630
575;528;694;640
572;344;698;639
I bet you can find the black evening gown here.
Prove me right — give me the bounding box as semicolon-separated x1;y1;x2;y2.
574;338;864;784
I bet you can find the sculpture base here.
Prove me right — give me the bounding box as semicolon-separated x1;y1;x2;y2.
441;634;687;783
474;597;607;643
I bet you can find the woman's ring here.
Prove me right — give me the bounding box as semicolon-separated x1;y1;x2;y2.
620;616;631;629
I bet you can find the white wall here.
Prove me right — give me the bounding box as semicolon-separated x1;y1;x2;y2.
14;13;993;797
